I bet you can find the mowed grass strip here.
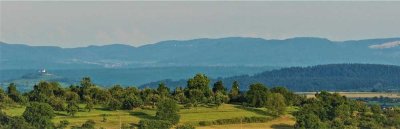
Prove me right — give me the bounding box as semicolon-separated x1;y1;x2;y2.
3;104;279;129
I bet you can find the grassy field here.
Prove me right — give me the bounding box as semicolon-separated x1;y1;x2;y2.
197;115;295;129
2;104;294;129
296;92;400;98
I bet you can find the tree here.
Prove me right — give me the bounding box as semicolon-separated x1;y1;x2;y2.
85;98;94;112
91;88;111;104
56;120;70;129
0;88;14;107
71;120;95;129
157;83;170;98
81;120;95;129
66;101;79;116
229;81;240;102
156;99;180;125
108;98;122;110
22;102;55;129
7;83;25;103
173;87;186;103
79;77;95;100
214;92;229;109
187;74;212;100
109;85;125;100
294;113;327;129
48;97;65;111
122;95;143;110
0;111;35;129
266;93;286;116
245;83;269;108
187;74;210;91
65;91;80;102
212;80;226;94
188;89;203;105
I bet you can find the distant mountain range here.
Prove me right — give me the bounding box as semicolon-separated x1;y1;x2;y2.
1;37;399;69
140;64;400;92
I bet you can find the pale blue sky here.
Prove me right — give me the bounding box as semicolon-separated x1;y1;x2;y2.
1;1;400;47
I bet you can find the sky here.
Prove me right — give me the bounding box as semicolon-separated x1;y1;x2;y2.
1;1;400;48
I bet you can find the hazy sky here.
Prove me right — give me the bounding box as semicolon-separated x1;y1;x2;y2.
1;1;400;47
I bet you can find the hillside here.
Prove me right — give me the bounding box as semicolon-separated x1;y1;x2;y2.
141;64;400;92
1;37;400;69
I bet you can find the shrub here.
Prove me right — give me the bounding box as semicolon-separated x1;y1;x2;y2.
175;124;195;129
138;120;172;129
198;121;212;126
198;116;271;126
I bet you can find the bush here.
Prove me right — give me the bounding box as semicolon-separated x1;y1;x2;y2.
198;116;271;126
175;124;195;129
71;120;96;129
138;120;172;129
198;121;212;126
156;99;180;125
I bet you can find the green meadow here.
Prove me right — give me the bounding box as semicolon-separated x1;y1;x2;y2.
3;104;294;129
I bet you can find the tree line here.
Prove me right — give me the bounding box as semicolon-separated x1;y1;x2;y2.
142;64;400;92
0;73;303;129
3;73;398;129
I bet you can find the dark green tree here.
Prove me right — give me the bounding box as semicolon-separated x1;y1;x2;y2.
187;74;212;101
122;95;143;110
157;83;170;98
173;87;186;103
245;83;269;107
212;80;226;94
48;97;65;111
266;93;286;116
0;111;35;129
66;101;79;116
85;97;94;112
22;102;55;129
56;120;69;129
7;83;25;103
108;98;122;111
229;81;240;102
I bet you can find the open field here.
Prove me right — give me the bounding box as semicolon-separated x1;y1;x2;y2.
296;92;400;98
2;104;293;129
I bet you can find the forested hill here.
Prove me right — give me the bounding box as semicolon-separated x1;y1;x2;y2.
140;64;400;92
1;37;400;69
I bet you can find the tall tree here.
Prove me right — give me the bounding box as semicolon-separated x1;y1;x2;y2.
229;81;240;102
7;83;25;103
245;83;269;108
212;80;226;94
66;101;79;116
79;77;95;100
186;73;212;103
266;93;286;116
157;83;170;98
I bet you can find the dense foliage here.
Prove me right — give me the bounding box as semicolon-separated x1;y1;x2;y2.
0;74;298;128
294;91;400;129
138;120;172;129
7;73;396;129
